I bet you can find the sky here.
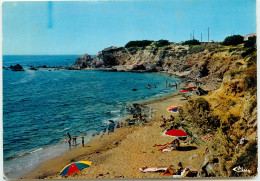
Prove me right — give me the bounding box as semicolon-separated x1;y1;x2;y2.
2;0;257;55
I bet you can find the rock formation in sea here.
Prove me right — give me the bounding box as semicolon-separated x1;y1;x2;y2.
10;64;25;71
68;54;92;70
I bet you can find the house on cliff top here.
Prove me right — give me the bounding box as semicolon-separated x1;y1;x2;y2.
243;33;256;40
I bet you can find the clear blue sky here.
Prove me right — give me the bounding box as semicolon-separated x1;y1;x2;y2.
2;0;256;55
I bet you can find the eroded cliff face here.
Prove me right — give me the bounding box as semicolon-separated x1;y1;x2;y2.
75;44;191;72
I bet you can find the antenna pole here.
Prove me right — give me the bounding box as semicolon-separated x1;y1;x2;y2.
208;27;209;42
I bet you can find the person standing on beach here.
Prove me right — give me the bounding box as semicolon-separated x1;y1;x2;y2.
80;135;84;147
72;136;77;146
175;82;178;89
65;132;72;146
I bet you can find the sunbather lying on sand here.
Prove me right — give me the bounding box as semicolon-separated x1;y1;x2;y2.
161;162;184;176
139;166;168;173
154;139;180;151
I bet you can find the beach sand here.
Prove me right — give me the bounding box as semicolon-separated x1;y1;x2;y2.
22;94;207;179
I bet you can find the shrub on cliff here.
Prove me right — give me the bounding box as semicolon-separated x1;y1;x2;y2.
231;141;257;177
241;47;256;58
182;39;201;45
244;36;256;48
222;35;244;46
125;40;153;48
154;40;170;47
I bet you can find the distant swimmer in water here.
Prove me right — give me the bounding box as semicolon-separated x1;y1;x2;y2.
154;84;157;88
148;84;151;89
65;132;72;146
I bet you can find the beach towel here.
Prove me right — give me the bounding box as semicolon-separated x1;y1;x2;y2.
139;167;167;173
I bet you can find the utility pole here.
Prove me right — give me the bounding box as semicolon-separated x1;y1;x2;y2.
193;30;194;40
201;33;202;42
208;27;209;42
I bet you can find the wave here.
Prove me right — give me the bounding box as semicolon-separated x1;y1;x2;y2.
4;147;43;161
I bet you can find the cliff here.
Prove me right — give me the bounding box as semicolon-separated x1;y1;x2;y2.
74;43;244;91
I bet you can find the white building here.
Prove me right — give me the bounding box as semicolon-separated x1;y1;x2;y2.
243;33;256;41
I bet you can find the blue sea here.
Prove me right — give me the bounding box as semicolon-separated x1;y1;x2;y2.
2;55;180;179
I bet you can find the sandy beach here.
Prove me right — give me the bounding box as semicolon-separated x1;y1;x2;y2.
21;91;207;179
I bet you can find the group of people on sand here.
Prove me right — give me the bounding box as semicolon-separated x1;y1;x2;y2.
160;115;175;127
148;84;156;89
65;132;85;147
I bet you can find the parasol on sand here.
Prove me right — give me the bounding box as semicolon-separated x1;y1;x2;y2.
60;161;92;176
164;129;187;138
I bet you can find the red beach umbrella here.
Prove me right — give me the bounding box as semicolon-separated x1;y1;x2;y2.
164;129;187;137
181;90;189;92
186;86;197;89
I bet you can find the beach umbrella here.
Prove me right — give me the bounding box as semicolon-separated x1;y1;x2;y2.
60;161;92;176
167;104;183;112
186;86;197;89
181;90;189;93
164;129;187;137
168;106;178;112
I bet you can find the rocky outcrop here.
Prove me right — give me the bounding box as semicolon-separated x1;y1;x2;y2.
10;64;24;71
69;54;92;70
76;44;190;72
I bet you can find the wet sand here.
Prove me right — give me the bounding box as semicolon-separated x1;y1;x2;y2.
22;93;206;179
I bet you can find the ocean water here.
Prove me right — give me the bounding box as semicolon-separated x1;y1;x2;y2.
2;55;180;179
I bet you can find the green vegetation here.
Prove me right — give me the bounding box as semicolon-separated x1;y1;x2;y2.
244;76;257;90
231;71;242;77
154;40;170;47
247;53;256;67
222;35;244;46
182;39;201;45
189;45;206;53
235;62;243;66
249;100;257;114
244;36;256;48
195;97;210;111
241;47;256;58
125;40;153;48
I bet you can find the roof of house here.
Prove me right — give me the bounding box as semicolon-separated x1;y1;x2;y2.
244;33;257;37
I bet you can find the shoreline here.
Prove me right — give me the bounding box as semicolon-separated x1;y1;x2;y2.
21;79;201;180
4;69;182;180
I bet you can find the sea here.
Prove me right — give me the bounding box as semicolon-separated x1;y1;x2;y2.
2;55;180;179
